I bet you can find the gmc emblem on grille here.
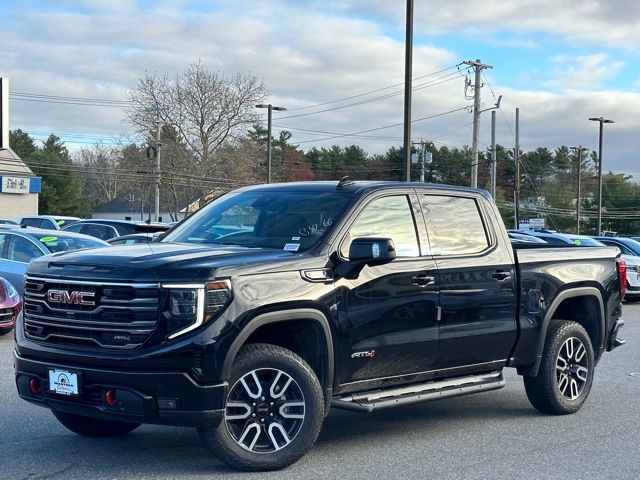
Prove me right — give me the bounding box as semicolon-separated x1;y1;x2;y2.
47;290;96;307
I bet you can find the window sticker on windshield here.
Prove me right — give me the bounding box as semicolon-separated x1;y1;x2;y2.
283;243;300;252
39;236;58;243
573;239;582;245
56;220;65;226
291;236;301;241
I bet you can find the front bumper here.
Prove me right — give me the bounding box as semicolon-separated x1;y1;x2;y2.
0;318;15;330
624;284;640;299
14;350;226;428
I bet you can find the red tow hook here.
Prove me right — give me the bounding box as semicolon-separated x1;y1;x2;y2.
105;389;118;407
29;377;42;394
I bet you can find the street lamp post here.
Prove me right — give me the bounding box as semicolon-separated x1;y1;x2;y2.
256;104;287;183
588;117;614;235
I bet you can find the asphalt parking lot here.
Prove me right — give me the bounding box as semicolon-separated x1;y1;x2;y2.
1;307;639;480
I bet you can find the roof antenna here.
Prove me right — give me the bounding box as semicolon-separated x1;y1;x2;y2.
337;176;355;190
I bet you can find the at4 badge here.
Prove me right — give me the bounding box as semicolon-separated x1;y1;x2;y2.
351;350;376;359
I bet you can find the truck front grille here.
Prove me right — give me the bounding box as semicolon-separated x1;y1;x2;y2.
23;276;160;350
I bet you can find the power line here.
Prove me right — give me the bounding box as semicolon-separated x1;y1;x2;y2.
294;106;472;145
276;71;470;120
285;63;464;112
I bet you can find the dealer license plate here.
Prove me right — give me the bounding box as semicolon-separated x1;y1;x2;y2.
49;369;79;396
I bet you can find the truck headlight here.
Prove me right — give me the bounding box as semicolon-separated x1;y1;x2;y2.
162;280;231;339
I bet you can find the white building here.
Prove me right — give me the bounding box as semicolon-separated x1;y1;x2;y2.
0;78;40;220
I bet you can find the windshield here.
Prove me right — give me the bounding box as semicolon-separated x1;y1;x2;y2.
31;233;108;253
569;237;605;246
620;239;640;256
162;189;353;252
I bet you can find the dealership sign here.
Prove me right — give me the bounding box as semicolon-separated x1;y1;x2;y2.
1;176;29;194
0;176;41;194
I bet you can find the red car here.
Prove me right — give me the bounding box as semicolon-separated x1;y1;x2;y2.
0;277;21;336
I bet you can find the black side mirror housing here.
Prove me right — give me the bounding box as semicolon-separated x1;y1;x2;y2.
336;238;396;279
349;237;396;265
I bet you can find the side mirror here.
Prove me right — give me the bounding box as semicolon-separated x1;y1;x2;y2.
348;237;396;265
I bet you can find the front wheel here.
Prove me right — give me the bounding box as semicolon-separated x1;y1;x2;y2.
199;343;324;471
0;327;13;336
52;411;140;437
524;320;595;415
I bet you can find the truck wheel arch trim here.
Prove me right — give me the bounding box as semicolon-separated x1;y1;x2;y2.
222;308;335;392
531;287;605;374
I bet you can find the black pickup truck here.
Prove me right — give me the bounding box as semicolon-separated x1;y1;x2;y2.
14;180;626;471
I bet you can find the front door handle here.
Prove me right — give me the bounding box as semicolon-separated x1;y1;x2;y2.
411;273;436;287
492;270;512;281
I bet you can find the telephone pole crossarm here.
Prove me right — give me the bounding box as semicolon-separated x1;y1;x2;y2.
464;59;493;189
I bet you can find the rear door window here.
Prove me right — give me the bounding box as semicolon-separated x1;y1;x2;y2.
39;219;57;230
81;224;118;240
422;195;489;256
21;218;39;227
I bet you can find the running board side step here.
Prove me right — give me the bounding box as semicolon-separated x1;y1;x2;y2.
331;371;505;412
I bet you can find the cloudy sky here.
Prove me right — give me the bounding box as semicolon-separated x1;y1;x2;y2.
1;0;638;175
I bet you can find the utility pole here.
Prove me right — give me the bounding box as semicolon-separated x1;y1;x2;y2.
490;110;497;199
402;0;414;182
464;59;492;188
256;104;287;183
514;107;520;229
570;146;585;234
154;123;161;223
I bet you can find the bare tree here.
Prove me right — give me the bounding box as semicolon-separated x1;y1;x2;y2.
77;143;122;207
125;61;266;216
127;61;266;168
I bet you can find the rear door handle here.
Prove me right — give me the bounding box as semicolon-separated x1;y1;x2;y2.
492;271;512;281
411;273;436;287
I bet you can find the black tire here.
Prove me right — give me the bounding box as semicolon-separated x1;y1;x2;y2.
52;411;140;437
524;320;595;415
0;327;13;336
199;343;324;471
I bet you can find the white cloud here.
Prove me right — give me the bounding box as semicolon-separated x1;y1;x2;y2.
0;0;638;176
336;0;640;49
546;53;626;90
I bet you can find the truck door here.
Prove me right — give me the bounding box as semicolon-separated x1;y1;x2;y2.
335;192;439;388
420;193;517;374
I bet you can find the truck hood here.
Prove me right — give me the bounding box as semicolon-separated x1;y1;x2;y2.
27;242;317;283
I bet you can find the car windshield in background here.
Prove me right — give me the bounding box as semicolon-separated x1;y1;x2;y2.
569;237;604;247
163;189;352;251
29;233;107;253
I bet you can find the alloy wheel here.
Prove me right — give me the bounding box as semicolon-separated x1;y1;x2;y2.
224;368;305;453
555;337;589;400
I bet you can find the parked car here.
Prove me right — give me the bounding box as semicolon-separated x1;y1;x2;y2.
516;230;606;247
594;236;640;301
17;215;81;230
62;220;170;241
0;277;21;336
107;233;158;245
15;181;625;471
507;231;547;244
0;229;108;294
0;218;18;225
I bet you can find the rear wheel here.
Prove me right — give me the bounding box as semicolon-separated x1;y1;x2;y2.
199;343;324;471
524;320;595;415
52;411;140;437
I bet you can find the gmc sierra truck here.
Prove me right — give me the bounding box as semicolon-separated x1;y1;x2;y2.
14;180;626;471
